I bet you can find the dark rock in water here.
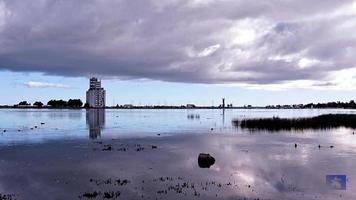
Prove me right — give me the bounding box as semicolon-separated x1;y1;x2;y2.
198;153;215;168
330;145;334;148
152;145;157;149
34;126;38;128
157;134;161;136
210;128;214;131
294;143;297;148
136;147;144;151
81;191;99;198
3;130;6;133
318;145;321;149
0;193;16;200
40;122;45;125
103;192;114;198
117;148;126;151
102;145;112;151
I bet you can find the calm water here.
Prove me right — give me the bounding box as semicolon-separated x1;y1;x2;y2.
0;109;355;199
1;108;356;144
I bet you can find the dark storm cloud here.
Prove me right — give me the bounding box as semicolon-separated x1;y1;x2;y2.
0;0;355;87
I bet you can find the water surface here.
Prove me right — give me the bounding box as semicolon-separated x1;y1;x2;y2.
0;109;355;199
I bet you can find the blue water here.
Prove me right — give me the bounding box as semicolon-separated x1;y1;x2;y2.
0;109;356;199
1;108;356;145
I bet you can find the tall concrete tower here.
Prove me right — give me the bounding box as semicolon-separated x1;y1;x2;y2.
86;77;106;108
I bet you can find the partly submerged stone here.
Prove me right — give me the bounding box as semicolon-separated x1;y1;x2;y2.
198;153;215;168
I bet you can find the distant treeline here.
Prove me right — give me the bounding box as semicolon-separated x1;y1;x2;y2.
266;100;356;109
233;114;356;131
47;99;83;107
14;99;83;108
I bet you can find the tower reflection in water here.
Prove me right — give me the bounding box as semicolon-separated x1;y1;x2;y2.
86;109;105;139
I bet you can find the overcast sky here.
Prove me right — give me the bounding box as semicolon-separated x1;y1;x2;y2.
1;0;356;105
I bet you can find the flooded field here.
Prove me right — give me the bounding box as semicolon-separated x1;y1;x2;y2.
0;109;355;199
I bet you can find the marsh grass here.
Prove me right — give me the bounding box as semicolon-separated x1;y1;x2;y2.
233;114;356;131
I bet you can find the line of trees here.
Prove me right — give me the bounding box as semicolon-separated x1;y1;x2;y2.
302;100;356;109
15;99;83;108
47;99;83;108
266;100;356;109
18;101;30;106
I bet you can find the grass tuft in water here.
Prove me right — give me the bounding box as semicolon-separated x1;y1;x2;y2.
233;114;356;131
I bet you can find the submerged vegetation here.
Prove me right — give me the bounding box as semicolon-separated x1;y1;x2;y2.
233;114;356;131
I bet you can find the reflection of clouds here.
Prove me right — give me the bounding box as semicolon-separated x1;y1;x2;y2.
235;172;255;184
330;128;356;146
270;154;292;161
274;175;300;192
86;109;105;139
298;147;310;165
15;110;30;118
47;111;66;119
0;132;355;199
184;134;355;199
31;111;43;118
47;110;83;119
68;112;83;119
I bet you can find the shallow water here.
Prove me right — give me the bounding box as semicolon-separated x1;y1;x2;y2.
1;108;356;144
0;109;355;199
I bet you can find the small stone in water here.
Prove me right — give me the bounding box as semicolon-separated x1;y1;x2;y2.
198;153;215;168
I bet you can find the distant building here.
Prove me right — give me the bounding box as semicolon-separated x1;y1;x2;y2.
186;104;196;108
123;104;134;108
86;77;106;108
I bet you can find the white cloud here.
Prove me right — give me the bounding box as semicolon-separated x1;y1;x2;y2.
228;18;269;47
188;0;216;7
197;44;221;57
298;58;320;69
23;81;70;89
186;44;221;58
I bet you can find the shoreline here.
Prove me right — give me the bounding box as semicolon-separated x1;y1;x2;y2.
0;106;352;110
